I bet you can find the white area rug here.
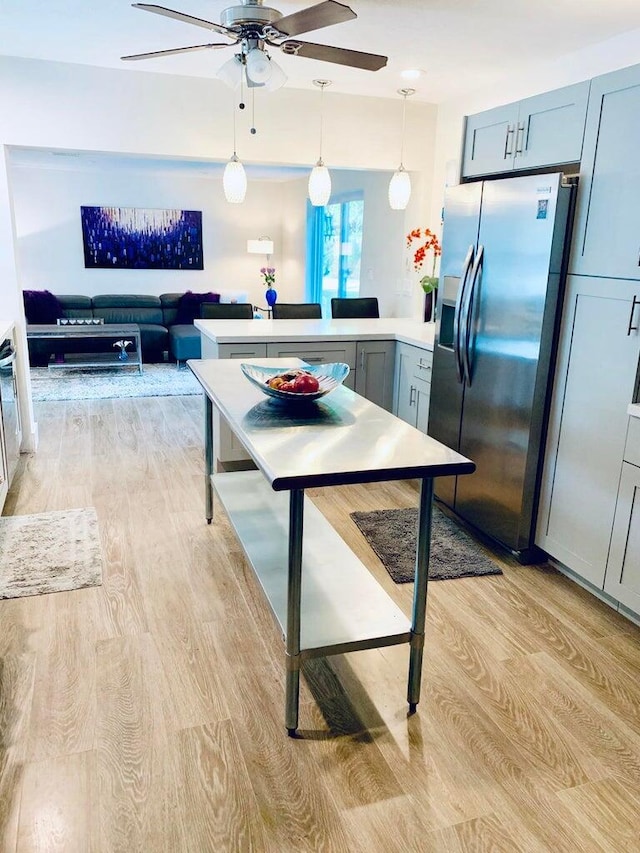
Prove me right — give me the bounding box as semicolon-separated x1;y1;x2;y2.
30;363;201;401
0;508;104;599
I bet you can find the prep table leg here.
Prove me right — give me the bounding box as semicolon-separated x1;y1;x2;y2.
408;476;434;711
285;488;304;735
205;395;214;524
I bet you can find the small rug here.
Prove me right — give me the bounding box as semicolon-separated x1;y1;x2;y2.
350;506;504;583
30;363;202;402
0;508;104;599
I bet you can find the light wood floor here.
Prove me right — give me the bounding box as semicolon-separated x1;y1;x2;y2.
1;394;640;852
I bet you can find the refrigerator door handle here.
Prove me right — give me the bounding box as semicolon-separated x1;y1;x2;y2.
461;244;484;387
453;244;475;383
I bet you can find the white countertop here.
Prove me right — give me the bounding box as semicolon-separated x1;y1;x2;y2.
628;404;640;419
0;320;14;341
194;317;435;350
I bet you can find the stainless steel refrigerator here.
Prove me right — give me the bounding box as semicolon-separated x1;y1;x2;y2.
428;172;576;562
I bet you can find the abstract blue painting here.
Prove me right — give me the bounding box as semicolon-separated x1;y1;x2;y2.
81;206;203;270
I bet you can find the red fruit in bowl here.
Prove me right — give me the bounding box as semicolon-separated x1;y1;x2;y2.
293;373;320;393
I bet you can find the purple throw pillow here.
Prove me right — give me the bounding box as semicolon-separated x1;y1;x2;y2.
175;291;220;324
23;290;63;324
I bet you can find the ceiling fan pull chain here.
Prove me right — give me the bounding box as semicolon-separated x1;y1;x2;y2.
251;87;257;135
239;63;246;110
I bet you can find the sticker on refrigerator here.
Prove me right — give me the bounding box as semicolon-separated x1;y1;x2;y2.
536;199;549;219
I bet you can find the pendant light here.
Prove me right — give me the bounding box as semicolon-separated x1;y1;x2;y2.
308;79;332;207
388;88;415;210
223;95;247;204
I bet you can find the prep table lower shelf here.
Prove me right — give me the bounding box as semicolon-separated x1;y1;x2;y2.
212;470;411;658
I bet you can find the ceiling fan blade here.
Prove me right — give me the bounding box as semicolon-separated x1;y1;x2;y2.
275;1;356;37
280;40;387;71
132;4;234;38
121;43;230;61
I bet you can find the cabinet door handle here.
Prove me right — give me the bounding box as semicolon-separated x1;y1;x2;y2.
409;386;416;406
418;360;431;372
514;122;525;156
360;350;365;371
627;296;640;336
504;125;514;159
303;356;323;363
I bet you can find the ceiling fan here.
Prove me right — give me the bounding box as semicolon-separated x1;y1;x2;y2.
121;0;388;88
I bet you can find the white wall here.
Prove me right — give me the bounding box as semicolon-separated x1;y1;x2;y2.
9;159;289;306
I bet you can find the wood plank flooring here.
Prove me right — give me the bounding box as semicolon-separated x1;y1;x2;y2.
1;394;639;852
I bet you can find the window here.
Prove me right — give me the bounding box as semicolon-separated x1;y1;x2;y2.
306;193;364;319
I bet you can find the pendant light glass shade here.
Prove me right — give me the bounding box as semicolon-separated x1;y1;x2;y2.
388;88;415;211
388;167;411;210
308;80;332;207
223;155;247;204
308;160;332;207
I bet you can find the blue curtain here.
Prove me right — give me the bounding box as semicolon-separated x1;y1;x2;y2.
305;203;324;302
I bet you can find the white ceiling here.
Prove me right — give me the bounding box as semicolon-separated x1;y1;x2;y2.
2;0;640;103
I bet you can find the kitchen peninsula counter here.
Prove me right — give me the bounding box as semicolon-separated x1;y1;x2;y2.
194;317;435;350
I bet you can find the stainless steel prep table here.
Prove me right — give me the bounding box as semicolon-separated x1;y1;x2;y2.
188;357;475;735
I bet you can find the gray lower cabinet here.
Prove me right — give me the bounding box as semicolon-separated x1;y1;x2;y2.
570;64;640;280
604;419;640;613
265;341;356;391
354;341;395;412
462;82;589;178
536;276;640;587
393;343;432;432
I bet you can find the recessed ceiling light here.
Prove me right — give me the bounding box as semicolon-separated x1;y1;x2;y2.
401;69;422;81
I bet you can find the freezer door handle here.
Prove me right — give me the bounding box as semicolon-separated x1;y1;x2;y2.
453;245;475;383
627;295;640;336
461;244;484;387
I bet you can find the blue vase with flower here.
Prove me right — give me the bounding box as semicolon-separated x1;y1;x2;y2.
265;286;278;308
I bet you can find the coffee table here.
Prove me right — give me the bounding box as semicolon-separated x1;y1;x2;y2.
27;323;143;373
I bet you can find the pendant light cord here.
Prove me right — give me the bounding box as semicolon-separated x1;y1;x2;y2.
232;92;238;157
319;83;324;162
399;92;407;167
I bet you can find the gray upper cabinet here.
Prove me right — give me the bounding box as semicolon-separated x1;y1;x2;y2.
570;64;640;280
462;82;589;178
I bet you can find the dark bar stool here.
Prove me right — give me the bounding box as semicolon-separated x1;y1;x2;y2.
330;297;379;318
272;303;322;319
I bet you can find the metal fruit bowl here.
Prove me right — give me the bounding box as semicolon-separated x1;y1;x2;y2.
240;362;350;402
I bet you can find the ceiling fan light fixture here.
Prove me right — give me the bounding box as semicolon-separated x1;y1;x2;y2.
308;160;332;207
217;54;244;89
245;47;273;85
388;167;411;210
263;57;288;91
223;154;247;204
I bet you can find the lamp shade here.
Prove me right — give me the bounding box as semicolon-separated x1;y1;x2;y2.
247;238;274;255
388;167;412;210
308;162;332;207
223;155;247;204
